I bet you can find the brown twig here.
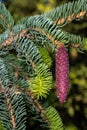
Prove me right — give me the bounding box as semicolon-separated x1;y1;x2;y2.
35;27;65;47
9;63;30;80
0;29;28;49
55;11;86;25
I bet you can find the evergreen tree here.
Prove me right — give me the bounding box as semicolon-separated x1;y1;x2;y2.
0;0;87;129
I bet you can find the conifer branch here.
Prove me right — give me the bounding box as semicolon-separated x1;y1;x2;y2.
15;86;49;124
0;82;16;129
16;86;65;130
0;0;87;129
0;3;14;29
17;15;85;49
25;89;46;116
0;83;26;130
55;11;86;26
45;0;87;27
0;29;28;49
9;62;30;80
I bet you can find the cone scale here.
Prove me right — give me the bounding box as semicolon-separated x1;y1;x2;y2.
55;45;69;103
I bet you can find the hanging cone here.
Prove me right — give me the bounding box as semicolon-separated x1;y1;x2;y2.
55;45;69;103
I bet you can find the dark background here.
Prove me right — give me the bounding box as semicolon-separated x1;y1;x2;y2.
1;0;87;130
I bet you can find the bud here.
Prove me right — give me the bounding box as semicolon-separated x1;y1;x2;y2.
55;45;69;103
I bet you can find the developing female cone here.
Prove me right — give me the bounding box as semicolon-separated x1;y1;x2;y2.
56;45;69;103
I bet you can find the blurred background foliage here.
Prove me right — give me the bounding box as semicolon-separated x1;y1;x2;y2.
1;0;87;130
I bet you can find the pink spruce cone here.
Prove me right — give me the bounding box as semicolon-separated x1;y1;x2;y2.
56;45;69;103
